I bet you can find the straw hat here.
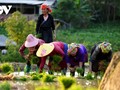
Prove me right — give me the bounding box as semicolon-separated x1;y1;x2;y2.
40;4;52;12
25;34;38;47
99;42;112;53
36;43;54;57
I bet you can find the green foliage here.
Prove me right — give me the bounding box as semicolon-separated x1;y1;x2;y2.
85;73;94;80
53;0;92;28
4;11;36;45
30;73;45;80
29;55;39;64
0;45;25;62
42;74;56;82
30;72;38;76
76;67;84;76
58;76;76;90
0;81;11;90
1;63;14;73
52;55;62;65
90;0;120;22
0;26;7;36
38;73;44;78
30;73;44;80
31;75;40;80
56;23;120;52
30;73;43;80
18;76;28;81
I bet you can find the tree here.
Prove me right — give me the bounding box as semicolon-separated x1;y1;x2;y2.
4;11;36;45
52;0;92;28
89;0;120;22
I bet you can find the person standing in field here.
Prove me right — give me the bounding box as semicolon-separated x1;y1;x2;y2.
36;4;55;43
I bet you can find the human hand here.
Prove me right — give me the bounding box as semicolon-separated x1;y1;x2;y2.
69;67;75;72
53;34;56;41
24;55;29;60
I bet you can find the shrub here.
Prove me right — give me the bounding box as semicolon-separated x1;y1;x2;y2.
38;73;44;78
30;73;44;79
85;73;94;80
29;55;39;64
76;67;84;77
52;55;62;64
30;72;38;76
4;11;36;45
1;63;14;73
51;55;62;71
42;74;56;82
31;75;39;80
19;76;28;81
0;81;11;90
58;76;76;90
0;45;25;63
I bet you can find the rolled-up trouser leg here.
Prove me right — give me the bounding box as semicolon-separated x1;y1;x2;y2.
81;63;85;76
25;60;31;73
61;68;67;75
92;60;99;72
70;71;75;77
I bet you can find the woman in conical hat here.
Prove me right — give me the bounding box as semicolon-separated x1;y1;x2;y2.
36;41;68;74
67;43;88;76
89;41;112;76
19;34;45;73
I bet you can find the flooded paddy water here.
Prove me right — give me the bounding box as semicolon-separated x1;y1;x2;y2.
0;63;99;90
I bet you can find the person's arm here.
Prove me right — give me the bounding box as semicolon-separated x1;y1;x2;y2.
67;63;75;72
19;43;26;58
79;62;83;68
39;56;47;72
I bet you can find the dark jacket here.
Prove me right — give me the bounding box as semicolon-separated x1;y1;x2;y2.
36;14;55;43
90;43;112;62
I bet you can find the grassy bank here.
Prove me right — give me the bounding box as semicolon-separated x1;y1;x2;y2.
56;23;120;52
0;23;120;53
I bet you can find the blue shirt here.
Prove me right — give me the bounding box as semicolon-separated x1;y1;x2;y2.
66;44;88;66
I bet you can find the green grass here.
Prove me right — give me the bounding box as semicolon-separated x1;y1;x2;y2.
1;22;120;52
56;23;120;52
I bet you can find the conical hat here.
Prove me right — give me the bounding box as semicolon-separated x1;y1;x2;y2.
36;43;54;57
25;34;38;47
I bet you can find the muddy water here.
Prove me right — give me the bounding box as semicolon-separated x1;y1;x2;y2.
8;77;98;90
1;64;99;90
7;71;98;90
